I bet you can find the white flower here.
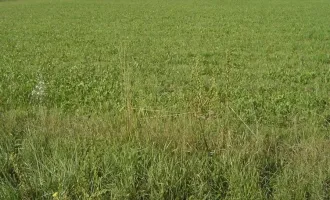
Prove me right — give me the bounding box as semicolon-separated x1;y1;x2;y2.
31;75;46;104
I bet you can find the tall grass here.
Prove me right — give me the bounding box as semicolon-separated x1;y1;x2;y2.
1;108;330;199
1;0;330;199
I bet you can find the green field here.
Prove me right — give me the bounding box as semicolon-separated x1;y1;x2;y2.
1;0;330;199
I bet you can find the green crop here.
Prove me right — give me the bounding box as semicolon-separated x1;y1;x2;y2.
1;0;330;199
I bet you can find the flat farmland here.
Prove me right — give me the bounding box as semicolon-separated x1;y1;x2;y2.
1;0;330;199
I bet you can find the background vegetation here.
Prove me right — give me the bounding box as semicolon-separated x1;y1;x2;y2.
1;0;330;199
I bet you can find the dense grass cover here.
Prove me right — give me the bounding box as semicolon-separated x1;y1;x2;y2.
1;0;330;199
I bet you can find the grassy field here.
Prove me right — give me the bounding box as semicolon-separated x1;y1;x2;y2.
1;0;330;199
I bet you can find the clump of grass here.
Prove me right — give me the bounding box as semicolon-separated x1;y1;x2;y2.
1;109;329;199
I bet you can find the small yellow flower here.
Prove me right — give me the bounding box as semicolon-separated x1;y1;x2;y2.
52;192;58;198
